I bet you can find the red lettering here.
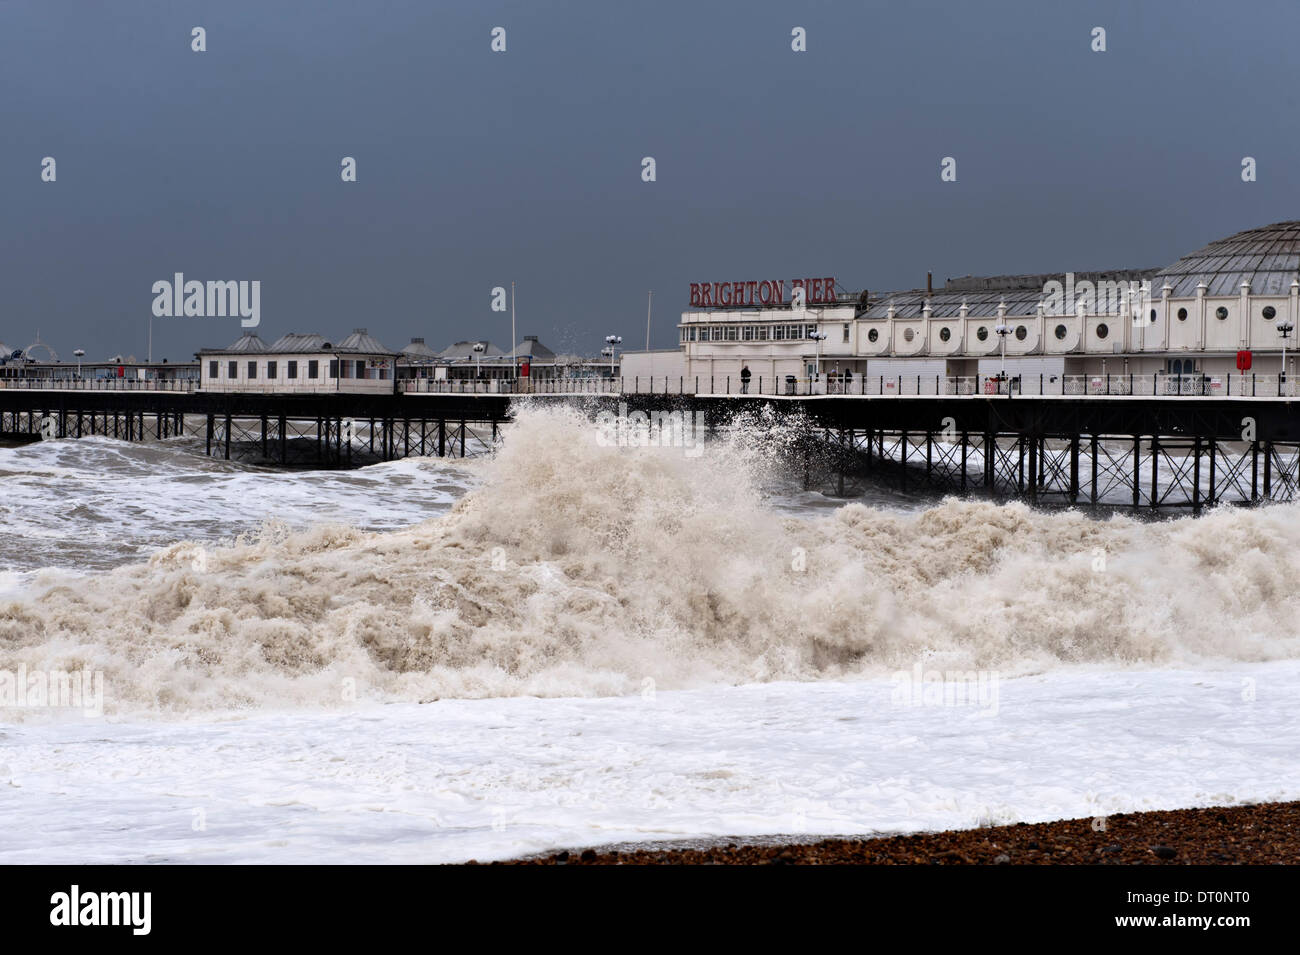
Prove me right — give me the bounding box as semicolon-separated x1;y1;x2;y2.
689;277;836;305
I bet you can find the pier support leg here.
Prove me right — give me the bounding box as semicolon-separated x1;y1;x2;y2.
1090;435;1098;507
1131;436;1141;509
1207;440;1217;506
1251;441;1260;503
1264;441;1273;500
899;431;908;492
1027;435;1037;504
1150;436;1159;508
960;431;968;492
1069;435;1079;505
1192;435;1202;514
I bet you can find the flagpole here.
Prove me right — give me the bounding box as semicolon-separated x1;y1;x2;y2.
645;290;652;350
511;280;517;380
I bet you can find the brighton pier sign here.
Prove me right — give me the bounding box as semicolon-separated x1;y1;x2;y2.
689;277;837;308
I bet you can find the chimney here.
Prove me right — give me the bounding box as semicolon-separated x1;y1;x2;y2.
926;272;933;295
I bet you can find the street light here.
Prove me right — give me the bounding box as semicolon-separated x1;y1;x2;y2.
604;335;622;377
73;348;85;379
994;323;1011;396
807;328;827;392
1277;319;1294;394
472;341;485;380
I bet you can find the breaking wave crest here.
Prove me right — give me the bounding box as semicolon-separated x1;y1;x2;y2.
3;404;1299;718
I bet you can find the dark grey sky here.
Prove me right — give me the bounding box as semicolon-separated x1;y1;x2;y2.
3;0;1297;362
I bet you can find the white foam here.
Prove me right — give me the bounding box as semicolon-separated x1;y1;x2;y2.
1;405;1298;718
1;662;1295;863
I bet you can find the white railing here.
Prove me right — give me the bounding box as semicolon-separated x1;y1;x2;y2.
399;377;620;395
492;373;1300;398
0;378;198;392
3;373;1292;399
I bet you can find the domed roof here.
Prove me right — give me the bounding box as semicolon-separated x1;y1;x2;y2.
1156;221;1300;297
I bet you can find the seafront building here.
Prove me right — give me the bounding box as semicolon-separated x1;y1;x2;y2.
646;221;1300;392
197;329;401;394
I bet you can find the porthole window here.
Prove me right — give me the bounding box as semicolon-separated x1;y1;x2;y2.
1216;306;1229;320
1177;307;1188;321
867;328;878;343
903;328;915;342
976;326;989;341
1054;324;1067;340
1097;323;1109;339
1014;326;1027;341
1263;306;1277;320
939;327;951;342
1149;309;1157;322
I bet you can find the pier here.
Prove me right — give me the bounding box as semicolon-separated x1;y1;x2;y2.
2;379;1299;509
0;389;511;467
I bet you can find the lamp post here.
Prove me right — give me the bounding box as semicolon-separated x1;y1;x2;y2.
1278;319;1294;395
807;328;827;393
994;323;1011;395
472;341;484;381
73;348;85;379
604;335;622;378
510;281;517;380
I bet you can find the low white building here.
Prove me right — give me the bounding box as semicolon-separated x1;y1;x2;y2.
197;328;400;394
675;221;1300;392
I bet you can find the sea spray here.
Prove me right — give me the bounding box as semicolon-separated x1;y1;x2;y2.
1;404;1299;718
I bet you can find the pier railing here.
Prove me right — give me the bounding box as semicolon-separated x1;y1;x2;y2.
1;373;1295;398
399;378;620;395
0;378;198;392
408;372;1300;397
520;373;1299;398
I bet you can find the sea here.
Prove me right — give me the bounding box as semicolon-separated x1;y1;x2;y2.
1;404;1298;863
